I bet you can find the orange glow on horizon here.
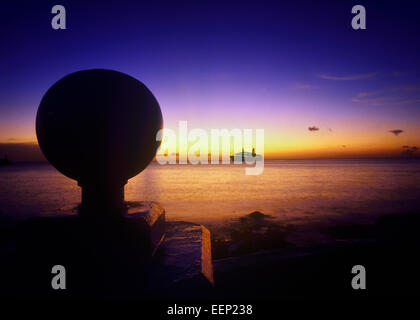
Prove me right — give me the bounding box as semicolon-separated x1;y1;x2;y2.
1;120;419;161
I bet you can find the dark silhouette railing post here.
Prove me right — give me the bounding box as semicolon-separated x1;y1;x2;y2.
11;68;214;299
79;181;125;216
36;69;163;219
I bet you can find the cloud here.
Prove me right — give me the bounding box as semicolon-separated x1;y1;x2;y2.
342;145;346;148
395;84;420;92
401;146;419;157
352;96;398;106
308;126;319;132
398;99;420;105
392;71;407;77
319;72;377;81
389;129;404;136
296;83;317;89
352;86;420;106
355;90;385;98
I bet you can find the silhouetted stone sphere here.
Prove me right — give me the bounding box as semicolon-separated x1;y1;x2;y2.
36;69;163;188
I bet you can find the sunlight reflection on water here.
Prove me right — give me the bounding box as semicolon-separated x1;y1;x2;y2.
1;159;420;227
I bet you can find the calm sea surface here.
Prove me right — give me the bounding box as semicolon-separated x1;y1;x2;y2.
1;159;420;228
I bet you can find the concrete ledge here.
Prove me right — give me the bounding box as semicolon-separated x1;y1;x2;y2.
1;206;215;300
146;221;215;299
125;201;166;256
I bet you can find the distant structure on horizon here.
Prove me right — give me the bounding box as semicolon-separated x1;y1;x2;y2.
230;147;263;162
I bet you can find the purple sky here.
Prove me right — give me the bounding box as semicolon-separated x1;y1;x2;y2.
1;0;419;160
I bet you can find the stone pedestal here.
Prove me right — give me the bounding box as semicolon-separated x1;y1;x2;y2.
2;202;214;299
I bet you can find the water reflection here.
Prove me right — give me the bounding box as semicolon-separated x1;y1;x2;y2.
1;159;420;227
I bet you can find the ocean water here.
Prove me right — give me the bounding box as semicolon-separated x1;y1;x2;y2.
1;159;420;229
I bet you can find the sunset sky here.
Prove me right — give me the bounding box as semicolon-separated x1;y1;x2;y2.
1;0;419;160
